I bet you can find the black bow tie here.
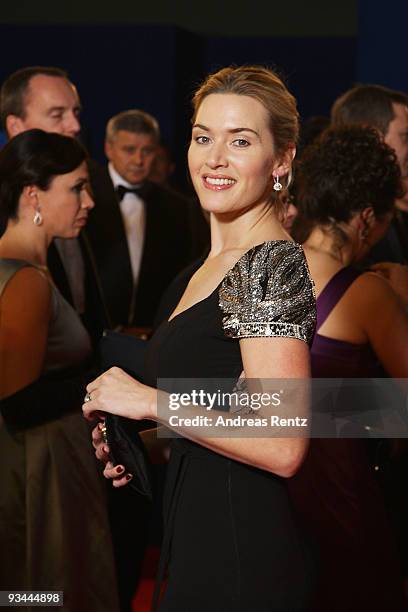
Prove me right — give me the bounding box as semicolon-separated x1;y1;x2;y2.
116;184;142;202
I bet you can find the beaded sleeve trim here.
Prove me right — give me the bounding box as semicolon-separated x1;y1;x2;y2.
219;241;316;344
222;320;307;342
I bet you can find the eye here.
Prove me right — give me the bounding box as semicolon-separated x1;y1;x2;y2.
232;138;250;147
195;135;210;145
72;183;86;194
50;112;63;120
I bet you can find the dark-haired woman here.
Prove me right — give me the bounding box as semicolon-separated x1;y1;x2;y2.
0;130;119;611
289;126;408;610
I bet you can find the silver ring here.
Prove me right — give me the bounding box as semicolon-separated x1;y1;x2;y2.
84;392;92;403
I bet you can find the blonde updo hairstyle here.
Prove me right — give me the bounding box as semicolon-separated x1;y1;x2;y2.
191;65;299;215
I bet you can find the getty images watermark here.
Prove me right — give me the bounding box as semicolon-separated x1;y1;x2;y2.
166;388;307;429
157;378;408;438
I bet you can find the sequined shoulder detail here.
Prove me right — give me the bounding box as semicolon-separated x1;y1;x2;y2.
219;241;316;344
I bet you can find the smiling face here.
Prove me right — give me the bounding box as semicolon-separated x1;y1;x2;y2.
105;130;157;185
33;161;94;238
188;93;290;216
7;75;81;139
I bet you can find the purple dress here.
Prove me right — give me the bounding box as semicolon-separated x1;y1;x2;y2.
288;267;406;611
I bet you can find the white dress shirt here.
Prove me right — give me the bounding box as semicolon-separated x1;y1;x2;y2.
108;163;146;286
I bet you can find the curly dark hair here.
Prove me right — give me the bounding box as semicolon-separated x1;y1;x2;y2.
295;126;403;235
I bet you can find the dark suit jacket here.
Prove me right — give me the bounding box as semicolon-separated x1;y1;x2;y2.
87;161;209;328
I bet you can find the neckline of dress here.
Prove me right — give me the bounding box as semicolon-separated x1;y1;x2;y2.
0;256;48;271
167;284;218;325
167;239;298;325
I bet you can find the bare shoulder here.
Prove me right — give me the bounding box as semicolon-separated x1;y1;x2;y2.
0;266;52;395
349;271;405;330
351;271;399;303
4;265;50;294
1;266;51;313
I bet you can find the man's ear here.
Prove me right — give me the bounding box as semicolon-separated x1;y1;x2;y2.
5;114;26;138
104;139;113;161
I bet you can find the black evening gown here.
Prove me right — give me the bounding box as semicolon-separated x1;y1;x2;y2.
144;241;316;611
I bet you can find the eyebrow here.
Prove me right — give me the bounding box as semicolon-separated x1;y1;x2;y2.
47;106;65;114
47;104;82;114
192;123;260;137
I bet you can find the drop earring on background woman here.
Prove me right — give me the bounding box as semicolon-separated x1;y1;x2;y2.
33;209;43;226
360;225;370;244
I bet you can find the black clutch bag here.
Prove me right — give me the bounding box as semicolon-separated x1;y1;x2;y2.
99;330;153;500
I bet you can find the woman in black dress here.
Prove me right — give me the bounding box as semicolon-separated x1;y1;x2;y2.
84;66;316;611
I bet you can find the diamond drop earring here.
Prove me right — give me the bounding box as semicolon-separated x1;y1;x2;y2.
33;209;43;226
273;175;283;192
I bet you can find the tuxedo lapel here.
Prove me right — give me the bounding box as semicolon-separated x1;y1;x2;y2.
87;162;134;327
138;189;164;284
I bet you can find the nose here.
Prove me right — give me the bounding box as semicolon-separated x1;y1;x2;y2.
82;189;95;210
132;149;144;166
205;142;228;169
64;112;81;138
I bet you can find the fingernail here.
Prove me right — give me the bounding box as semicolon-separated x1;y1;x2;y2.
116;466;124;474
125;473;133;481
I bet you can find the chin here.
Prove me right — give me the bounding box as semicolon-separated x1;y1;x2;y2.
126;172;148;185
201;202;235;216
203;200;254;218
56;229;81;239
198;193;237;214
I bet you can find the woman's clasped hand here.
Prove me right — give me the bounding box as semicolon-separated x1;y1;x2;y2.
83;366;156;421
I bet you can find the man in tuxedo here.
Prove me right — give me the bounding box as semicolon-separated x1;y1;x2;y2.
0;66;110;343
87;109;206;331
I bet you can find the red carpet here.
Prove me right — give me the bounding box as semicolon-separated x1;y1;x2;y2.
132;546;161;612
